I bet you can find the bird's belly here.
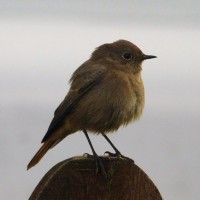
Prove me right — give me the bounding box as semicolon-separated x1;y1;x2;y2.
105;95;138;128
84;90;142;133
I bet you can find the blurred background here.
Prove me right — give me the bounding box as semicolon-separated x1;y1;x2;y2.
0;1;199;199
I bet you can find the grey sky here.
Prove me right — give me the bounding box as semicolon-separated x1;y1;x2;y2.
1;0;199;27
0;1;200;200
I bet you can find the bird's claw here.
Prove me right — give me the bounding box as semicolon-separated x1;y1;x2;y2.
83;153;93;158
83;153;107;179
104;151;134;163
104;151;122;157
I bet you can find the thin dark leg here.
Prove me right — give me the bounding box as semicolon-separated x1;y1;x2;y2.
83;130;107;178
101;133;121;155
101;133;131;160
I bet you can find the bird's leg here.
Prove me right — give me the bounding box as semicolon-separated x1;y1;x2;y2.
83;130;107;178
102;133;131;160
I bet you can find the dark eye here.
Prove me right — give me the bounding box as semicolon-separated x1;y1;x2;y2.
122;52;132;60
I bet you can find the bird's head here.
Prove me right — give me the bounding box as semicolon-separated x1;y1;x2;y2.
91;39;156;73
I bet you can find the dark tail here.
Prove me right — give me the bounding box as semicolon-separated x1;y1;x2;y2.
27;139;55;170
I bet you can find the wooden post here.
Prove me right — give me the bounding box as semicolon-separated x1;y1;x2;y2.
29;156;163;200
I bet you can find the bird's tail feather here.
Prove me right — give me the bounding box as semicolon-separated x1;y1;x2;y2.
27;139;55;170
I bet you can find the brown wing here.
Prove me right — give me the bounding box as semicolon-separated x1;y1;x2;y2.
41;66;106;143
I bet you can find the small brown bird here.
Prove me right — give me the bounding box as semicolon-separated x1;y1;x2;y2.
27;39;156;170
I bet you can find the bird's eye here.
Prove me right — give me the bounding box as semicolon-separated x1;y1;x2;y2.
122;52;133;60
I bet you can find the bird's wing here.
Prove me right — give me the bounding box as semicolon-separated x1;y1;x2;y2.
41;66;106;143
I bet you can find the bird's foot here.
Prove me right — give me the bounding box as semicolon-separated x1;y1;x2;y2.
83;153;94;158
104;150;125;158
104;151;134;163
83;153;107;179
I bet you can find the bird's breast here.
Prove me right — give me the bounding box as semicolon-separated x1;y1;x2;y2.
88;71;144;132
110;71;144;125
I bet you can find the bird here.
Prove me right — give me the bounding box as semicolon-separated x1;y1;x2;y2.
27;39;156;171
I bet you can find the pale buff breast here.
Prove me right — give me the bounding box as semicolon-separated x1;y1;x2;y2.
129;72;145;121
87;70;145;132
116;71;145;126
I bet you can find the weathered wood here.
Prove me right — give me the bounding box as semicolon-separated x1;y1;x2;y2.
29;156;163;200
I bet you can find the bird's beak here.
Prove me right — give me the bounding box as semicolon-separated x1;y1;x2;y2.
142;55;157;60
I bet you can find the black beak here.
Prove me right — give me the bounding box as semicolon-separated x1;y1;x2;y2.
142;55;157;60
